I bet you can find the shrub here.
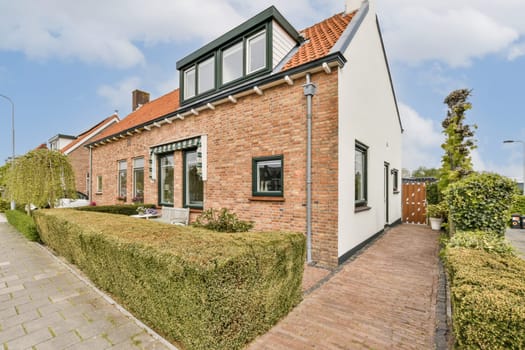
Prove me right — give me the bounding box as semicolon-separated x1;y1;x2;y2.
0;199;10;213
447;230;515;256
445;172;519;235
511;195;525;215
194;208;254;232
426;182;440;205
5;210;40;241
443;245;525;349
427;201;448;219
75;204;155;216
33;209;304;350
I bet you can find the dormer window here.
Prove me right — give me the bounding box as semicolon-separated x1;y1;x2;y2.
246;30;266;74
183;56;216;100
222;42;243;84
184;67;196;100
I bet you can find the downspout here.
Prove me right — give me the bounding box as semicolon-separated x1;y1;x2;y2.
303;73;317;263
88;146;93;203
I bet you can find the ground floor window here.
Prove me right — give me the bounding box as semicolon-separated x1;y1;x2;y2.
96;175;103;193
159;154;174;205
133;157;144;203
117;160;127;200
252;155;283;196
184;149;203;207
355;141;368;207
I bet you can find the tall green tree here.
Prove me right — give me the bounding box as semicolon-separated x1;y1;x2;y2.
6;149;76;208
439;89;477;192
412;166;440;178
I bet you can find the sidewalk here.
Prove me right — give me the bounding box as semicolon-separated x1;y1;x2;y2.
0;215;173;350
506;228;525;258
248;224;441;349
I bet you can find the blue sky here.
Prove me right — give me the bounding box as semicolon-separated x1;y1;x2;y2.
1;0;524;182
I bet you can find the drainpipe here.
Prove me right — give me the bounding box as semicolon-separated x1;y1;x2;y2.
303;73;317;263
88;146;93;203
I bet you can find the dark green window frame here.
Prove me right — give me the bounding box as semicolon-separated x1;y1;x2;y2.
183;149;204;209
180;23;272;104
391;168;399;193
252;155;283;197
355;141;368;207
182;54;217;101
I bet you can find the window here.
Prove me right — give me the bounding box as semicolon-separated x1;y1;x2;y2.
184;150;203;207
133;157;144;202
198;56;215;94
159;154;174;205
184;67;196;100
96;175;103;193
252;156;283;197
222;42;243;84
246;30;266;74
355;142;368;207
392;169;399;193
118;160;127;199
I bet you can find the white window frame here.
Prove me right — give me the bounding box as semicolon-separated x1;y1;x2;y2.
246;30;266;74
184;66;196;100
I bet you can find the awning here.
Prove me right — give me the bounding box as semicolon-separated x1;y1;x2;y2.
150;136;200;154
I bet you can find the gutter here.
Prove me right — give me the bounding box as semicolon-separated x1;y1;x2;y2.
303;73;317;264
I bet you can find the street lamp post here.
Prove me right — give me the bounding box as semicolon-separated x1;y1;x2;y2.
503;139;525;195
0;94;15;209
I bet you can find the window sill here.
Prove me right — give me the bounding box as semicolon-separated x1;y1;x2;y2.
393;190;400;195
190;208;203;214
354;205;371;213
249;196;285;202
95;192;103;195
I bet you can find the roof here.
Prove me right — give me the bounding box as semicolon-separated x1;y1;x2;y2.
94;89;180;142
91;10;358;145
61;114;119;154
282;12;354;72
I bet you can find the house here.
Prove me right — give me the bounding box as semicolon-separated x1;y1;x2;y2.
48;115;120;196
86;0;403;267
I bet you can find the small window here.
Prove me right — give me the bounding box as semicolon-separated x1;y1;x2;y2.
184;67;196;99
133;157;144;203
184;150;203;208
355;142;368;207
198;56;215;94
96;175;103;193
392;169;399;193
222;42;243;84
252;156;283;197
246;30;266;74
118;160;127;199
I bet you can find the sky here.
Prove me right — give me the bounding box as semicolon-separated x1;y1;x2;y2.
0;0;524;182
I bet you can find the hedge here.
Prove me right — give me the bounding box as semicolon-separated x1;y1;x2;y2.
75;204;155;216
511;195;525;215
443;231;525;349
0;199;9;213
33;209;305;350
5;210;40;241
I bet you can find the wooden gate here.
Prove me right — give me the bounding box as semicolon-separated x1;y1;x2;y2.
402;182;427;224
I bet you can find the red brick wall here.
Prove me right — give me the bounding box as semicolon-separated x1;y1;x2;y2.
91;71;339;266
67;146;89;195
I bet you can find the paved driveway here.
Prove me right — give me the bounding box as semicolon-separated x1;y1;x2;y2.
248;224;441;349
506;228;525;258
0;215;173;350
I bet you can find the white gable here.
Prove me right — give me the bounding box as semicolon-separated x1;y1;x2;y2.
272;20;296;68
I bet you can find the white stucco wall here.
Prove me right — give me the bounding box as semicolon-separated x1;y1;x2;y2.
338;1;403;258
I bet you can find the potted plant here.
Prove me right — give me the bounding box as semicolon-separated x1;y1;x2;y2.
427;202;447;230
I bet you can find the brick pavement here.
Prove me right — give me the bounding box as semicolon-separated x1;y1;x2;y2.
0;215;174;350
248;224;441;350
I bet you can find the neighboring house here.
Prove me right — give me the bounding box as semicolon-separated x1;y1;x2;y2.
48;115;120;196
86;0;403;267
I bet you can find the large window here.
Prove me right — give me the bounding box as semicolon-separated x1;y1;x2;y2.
355;142;368;207
222;42;243;84
184;150;203;207
118;160;127;199
246;30;266;74
133;157;144;203
198;56;215;94
159;154;174;205
252;155;283;197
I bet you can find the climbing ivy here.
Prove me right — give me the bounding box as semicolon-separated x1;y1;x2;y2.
6;149;76;208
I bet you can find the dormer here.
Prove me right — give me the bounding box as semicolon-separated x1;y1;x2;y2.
176;6;302;106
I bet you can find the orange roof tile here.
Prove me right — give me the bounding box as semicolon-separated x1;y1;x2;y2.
282;12;354;71
61;114;119;154
95;89;180;141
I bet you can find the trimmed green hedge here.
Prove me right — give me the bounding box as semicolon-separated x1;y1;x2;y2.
5;210;40;241
443;231;525;349
75;204;155;216
511;195;525;215
33;209;305;350
0;199;10;213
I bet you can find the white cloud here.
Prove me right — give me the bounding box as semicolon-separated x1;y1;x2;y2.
377;1;522;67
399;102;443;171
97;77;141;114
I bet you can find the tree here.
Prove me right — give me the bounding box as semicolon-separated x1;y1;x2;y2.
439;89;477;192
412;166;440;178
6;149;76;208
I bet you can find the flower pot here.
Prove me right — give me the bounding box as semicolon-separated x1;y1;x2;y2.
429;217;443;231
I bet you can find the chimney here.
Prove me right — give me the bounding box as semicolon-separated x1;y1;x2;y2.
132;89;150;111
345;0;364;14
